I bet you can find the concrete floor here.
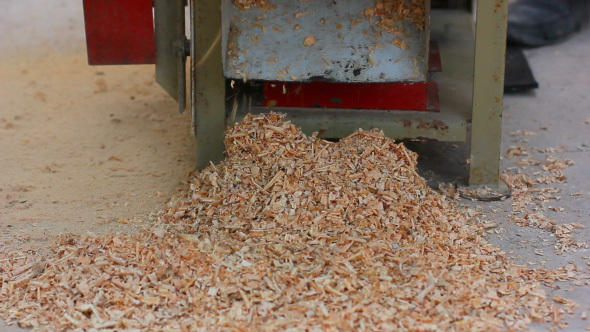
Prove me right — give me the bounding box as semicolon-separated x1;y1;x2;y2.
489;31;590;330
1;1;590;331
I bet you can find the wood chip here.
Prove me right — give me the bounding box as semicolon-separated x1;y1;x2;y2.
303;35;316;47
364;0;426;33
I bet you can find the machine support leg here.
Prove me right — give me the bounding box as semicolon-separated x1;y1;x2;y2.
469;0;509;186
192;0;226;170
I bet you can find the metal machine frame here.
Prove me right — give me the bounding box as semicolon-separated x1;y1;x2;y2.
82;1;508;188
188;0;508;187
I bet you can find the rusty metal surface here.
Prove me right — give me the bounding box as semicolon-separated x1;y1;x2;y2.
222;0;429;83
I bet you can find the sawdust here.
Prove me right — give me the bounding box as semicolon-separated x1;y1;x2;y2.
234;0;276;11
501;141;585;252
0;113;585;331
303;35;316;47
234;0;426;33
363;0;426;33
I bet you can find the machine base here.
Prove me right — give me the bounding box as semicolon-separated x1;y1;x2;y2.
458;181;511;202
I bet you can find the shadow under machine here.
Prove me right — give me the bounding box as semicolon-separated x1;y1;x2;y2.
82;0;509;188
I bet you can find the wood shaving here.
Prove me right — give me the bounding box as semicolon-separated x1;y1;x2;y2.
294;11;308;19
510;130;537;136
0;113;582;331
391;36;408;49
506;145;528;158
364;0;426;34
234;0;276;11
437;182;459;200
303;35;316;47
457;186;508;202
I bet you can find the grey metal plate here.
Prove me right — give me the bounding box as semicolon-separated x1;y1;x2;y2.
222;0;428;83
155;0;183;103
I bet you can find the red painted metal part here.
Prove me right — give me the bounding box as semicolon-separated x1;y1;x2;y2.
264;42;442;111
83;0;156;65
264;81;439;111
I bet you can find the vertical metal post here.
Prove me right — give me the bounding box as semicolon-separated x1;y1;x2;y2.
191;0;226;170
469;0;509;186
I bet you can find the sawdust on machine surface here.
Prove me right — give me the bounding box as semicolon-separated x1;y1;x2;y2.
234;0;426;32
0;113;582;331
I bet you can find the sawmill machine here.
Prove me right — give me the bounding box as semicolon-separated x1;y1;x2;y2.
83;0;509;189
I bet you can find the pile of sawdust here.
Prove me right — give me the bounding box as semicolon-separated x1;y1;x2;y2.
0;114;581;331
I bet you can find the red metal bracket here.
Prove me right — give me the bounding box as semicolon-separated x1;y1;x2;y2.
83;0;156;65
264;81;439;111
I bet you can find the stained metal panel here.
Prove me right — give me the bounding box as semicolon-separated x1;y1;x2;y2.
261;42;443;110
155;0;186;110
222;0;429;83
83;0;156;65
192;0;227;169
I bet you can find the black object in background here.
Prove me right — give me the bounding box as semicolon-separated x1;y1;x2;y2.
504;46;539;93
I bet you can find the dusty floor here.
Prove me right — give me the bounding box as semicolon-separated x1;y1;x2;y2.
483;30;590;331
0;54;195;251
1;1;590;331
0;0;193;254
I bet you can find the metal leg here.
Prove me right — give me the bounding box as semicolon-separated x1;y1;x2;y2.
191;0;226;170
469;0;509;186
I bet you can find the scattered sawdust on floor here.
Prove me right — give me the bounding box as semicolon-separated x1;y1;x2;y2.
502;136;586;252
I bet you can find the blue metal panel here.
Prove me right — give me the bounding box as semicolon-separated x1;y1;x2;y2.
222;0;429;83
